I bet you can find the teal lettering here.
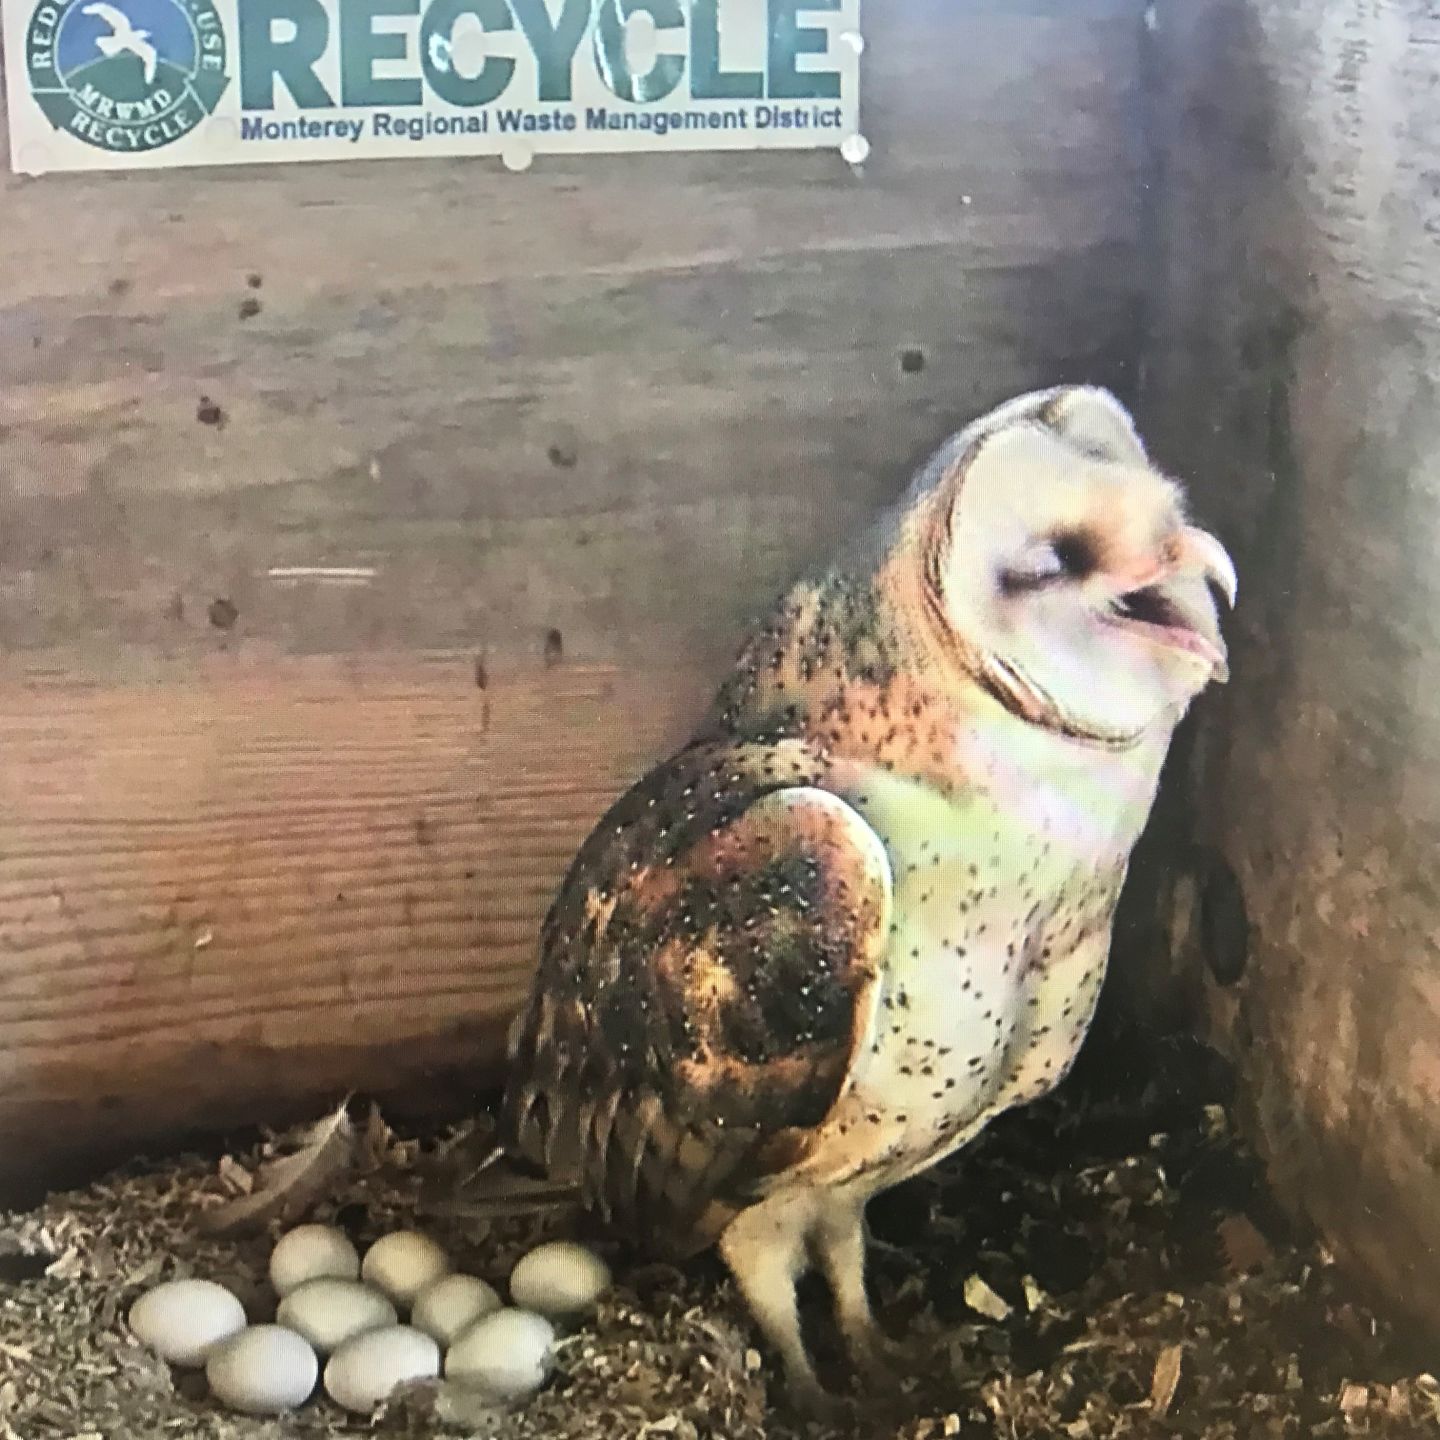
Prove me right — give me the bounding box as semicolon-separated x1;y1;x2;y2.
341;0;421;106
768;0;840;100
510;0;589;103
419;0;514;106
691;0;760;99
239;0;332;109
497;107;577;132
594;0;685;103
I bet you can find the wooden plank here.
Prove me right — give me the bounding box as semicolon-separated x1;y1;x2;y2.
0;654;713;1199
1133;0;1440;1340
0;248;1139;669
0;0;1145;1190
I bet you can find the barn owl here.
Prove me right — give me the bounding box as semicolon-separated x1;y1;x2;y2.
498;386;1236;1410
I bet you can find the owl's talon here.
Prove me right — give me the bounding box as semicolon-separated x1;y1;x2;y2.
863;1234;912;1262
848;1332;910;1391
788;1376;852;1423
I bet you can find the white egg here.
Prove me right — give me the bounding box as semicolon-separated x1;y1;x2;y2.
128;1278;247;1367
509;1241;611;1318
324;1324;441;1414
445;1308;555;1402
268;1224;360;1298
275;1277;397;1354
360;1231;450;1308
206;1325;319;1415
411;1273;502;1346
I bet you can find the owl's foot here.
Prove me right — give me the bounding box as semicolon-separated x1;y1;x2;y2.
843;1319;910;1393
788;1372;854;1423
812;1204;910;1393
720;1198;846;1421
861;1233;912;1262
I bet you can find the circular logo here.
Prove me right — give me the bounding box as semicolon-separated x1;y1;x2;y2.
25;0;229;155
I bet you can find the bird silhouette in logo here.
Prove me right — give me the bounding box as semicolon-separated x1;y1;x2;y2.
82;2;158;85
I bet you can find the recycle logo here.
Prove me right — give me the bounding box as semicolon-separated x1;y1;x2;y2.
25;0;229;154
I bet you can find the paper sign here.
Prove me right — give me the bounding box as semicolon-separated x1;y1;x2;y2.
2;0;862;174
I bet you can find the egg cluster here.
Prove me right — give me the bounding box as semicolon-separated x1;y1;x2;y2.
125;1225;611;1417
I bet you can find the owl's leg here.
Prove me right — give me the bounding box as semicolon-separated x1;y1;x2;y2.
718;1193;837;1414
814;1198;905;1384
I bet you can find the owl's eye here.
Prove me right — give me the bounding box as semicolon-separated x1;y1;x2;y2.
1000;531;1098;594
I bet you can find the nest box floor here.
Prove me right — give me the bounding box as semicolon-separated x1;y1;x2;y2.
2;1033;1436;1440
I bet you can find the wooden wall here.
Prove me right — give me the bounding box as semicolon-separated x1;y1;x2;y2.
0;0;1146;1197
1131;0;1440;1338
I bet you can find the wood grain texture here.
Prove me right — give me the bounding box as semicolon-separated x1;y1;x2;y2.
0;0;1146;1191
0;0;1144;673
1132;0;1440;1340
0;654;713;1199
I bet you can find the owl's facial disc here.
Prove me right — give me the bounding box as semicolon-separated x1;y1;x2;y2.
934;396;1239;740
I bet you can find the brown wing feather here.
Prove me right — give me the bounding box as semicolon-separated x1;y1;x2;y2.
500;739;893;1257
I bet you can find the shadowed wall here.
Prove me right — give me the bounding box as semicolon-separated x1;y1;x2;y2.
1130;0;1440;1338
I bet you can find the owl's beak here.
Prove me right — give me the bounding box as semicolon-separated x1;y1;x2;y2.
1170;526;1238;608
1100;525;1236;681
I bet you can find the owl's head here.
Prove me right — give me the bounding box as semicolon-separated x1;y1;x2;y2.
903;386;1236;746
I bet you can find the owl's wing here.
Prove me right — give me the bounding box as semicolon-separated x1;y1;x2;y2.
501;740;893;1255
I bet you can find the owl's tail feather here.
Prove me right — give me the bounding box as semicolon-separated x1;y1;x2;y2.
417;1140;583;1221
